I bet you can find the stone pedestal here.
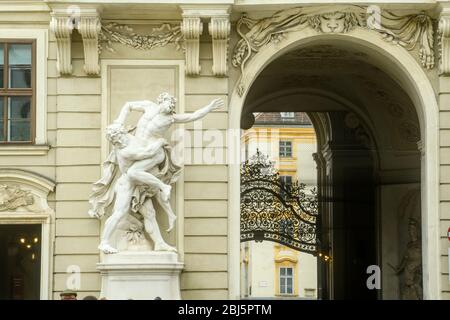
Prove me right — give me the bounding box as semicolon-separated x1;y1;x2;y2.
97;251;184;300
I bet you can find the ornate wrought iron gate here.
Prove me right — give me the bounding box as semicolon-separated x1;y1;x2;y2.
240;150;318;253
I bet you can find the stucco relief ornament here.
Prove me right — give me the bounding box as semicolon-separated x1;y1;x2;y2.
98;22;183;53
232;6;435;96
0;185;34;211
399;121;420;143
88;93;224;254
372;11;434;70
126;224;145;245
344;113;372;148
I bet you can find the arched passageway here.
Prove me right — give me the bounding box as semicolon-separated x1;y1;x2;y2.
229;29;439;300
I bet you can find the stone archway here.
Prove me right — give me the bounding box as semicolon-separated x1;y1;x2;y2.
228;28;440;299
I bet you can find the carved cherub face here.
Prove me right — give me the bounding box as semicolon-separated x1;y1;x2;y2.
319;12;346;33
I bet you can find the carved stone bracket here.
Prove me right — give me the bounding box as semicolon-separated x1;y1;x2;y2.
50;10;74;75
180;5;231;76
439;11;450;76
50;8;101;76
180;15;203;76
78;9;101;75
209;13;231;76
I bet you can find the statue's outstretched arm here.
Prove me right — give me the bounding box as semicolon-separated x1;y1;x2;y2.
173;98;224;123
114;100;157;124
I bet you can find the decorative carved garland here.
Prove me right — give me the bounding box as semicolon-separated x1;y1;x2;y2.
232;6;435;96
98;22;183;53
99;10;230;77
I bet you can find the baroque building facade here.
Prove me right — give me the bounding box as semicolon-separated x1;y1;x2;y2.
0;0;449;300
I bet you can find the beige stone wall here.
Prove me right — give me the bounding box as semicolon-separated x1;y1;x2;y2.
180;33;229;300
51;31;102;299
439;77;450;300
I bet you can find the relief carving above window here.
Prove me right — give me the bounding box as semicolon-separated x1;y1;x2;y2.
0;169;55;214
0;184;34;211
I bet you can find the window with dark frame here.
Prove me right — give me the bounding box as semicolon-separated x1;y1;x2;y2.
279;175;292;186
279;175;293;199
0;40;35;144
279;140;292;157
280;112;294;119
279;267;294;295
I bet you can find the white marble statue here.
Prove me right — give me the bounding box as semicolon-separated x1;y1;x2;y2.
88;92;224;254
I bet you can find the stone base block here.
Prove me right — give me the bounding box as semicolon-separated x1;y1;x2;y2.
97;251;184;300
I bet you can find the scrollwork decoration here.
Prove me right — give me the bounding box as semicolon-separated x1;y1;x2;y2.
240;150;318;253
233;6;435;96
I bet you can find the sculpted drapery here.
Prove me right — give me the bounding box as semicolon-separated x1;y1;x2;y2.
232;5;435;95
